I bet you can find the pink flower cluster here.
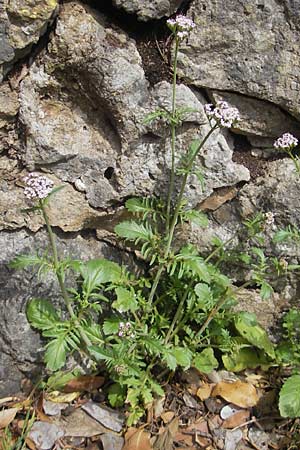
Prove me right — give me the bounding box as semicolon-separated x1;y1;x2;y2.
204;101;240;128
167;15;196;40
24;173;54;200
274;133;298;150
118;321;135;338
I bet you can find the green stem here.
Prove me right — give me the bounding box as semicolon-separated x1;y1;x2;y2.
40;201;92;348
194;280;253;342
287;150;300;173
166;38;180;232
204;236;236;263
164;279;193;344
148;125;218;305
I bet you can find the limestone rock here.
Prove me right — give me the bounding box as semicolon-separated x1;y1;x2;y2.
18;3;249;216
112;0;182;21
238;159;300;228
209;91;300;139
0;0;58;81
178;0;300;118
0;82;19;128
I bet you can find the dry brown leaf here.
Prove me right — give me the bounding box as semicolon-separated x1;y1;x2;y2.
0;408;18;429
63;375;105;393
222;409;250;429
196;383;213;401
154;418;178;450
212;380;258;408
25;437;37;450
46;391;80;403
123;427;153;450
0;397;19;406
174;429;194;447
161;411;175;424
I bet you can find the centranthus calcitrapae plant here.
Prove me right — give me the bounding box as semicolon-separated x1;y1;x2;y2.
11;16;282;425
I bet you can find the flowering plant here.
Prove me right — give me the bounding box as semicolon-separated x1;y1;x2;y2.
10;15;296;424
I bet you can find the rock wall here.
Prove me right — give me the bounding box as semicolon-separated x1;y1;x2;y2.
1;0;300;395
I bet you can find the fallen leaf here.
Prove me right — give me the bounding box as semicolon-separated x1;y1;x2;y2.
153;396;165;419
196;383;213;401
123;427;152;450
212;380;258;408
64;375;105;393
82;401;124;432
182;393;199;409
25;437;37;450
161;411;175;424
46;391;80;403
0;408;18;429
174;429;194;447
0;397;19;406
154;418;178;450
222;410;250;429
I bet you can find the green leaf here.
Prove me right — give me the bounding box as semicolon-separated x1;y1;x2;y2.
89;346;114;364
149;379;164;397
195;283;212;304
26;298;60;331
47;370;82;391
81;322;103;344
279;375;300;418
125;198;153;214
183;210;208;227
260;281;274;300
193;348;218;373
9;254;45;270
103;318;121;335
141;388;153;405
108;383;126;408
80;259;122;294
234;312;275;358
114;220;153;243
112;287;138;313
273;229;293;243
172;347;192;369
163;349;177;371
222;348;271;372
44;336;68;371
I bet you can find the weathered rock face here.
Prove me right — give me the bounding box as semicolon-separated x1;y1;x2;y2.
179;0;300;119
112;0;182;20
0;0;58;81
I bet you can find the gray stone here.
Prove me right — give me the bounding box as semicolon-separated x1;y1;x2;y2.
82;401;125;432
177;0;300;118
29;421;64;450
209;91;300;138
17;2;249;217
112;0;182;21
0;0;58;81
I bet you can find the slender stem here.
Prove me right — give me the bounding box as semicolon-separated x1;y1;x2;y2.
204;235;236;263
287;150;300;173
166;38;180;232
148;125;218;305
164;280;193;344
40;201;92;348
194;280;253;342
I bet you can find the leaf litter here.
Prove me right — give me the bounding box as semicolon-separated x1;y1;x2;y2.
0;369;298;450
